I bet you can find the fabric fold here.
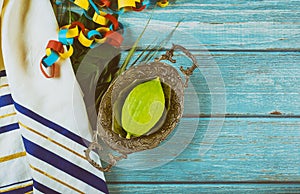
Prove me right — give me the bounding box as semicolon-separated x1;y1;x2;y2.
0;0;108;193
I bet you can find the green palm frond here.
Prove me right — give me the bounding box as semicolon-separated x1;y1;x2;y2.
118;16;153;74
129;19;182;67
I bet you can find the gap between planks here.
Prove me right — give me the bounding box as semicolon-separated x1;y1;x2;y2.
132;49;300;53
108;181;300;185
182;114;300;119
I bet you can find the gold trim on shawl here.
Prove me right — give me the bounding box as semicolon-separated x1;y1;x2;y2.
0;151;26;163
0;182;32;193
30;165;84;194
19;122;86;160
0;112;16;119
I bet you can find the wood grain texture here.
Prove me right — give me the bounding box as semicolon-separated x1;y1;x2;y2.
108;183;300;194
77;0;300;192
185;51;300;115
105;118;300;182
119;51;300;115
118;0;300;50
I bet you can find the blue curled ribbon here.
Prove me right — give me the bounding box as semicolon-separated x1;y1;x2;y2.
87;30;102;48
88;0;100;14
143;0;150;7
87;30;101;39
109;22;124;33
58;29;74;45
83;10;93;20
42;51;60;67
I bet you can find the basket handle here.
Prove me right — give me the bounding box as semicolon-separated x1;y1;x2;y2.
156;44;198;87
84;142;127;172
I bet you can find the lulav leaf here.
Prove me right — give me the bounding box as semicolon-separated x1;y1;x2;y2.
118;15;152;74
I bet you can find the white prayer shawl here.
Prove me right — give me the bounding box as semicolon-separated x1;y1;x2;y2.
0;0;108;193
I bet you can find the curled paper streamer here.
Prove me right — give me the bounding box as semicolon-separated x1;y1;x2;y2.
96;0;111;7
78;30;95;47
89;0;101;14
40;60;57;78
93;11;108;25
41;0;168;78
105;13;119;31
132;4;146;11
42;40;63;67
59;45;74;59
41;21;121;70
59;29;74;45
157;0;169;7
118;0;141;9
73;0;90;10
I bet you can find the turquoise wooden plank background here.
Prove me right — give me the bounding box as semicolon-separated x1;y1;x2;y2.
92;0;300;193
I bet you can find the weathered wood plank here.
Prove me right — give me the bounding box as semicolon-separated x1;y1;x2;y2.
105;118;300;182
118;0;300;50
185;52;300;115
117;51;300;115
108;183;300;194
67;0;300;50
65;1;300;192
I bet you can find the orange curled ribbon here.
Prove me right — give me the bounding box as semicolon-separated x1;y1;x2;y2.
41;0;168;78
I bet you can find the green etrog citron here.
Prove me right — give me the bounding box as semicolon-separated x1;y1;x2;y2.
121;77;165;139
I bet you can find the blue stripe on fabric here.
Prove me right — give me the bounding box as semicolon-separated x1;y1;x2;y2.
0;123;19;134
2;184;32;194
0;94;13;107
0;70;6;77
0;179;32;189
33;179;60;194
14;102;90;148
22;138;108;194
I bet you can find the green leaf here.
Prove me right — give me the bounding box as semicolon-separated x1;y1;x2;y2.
118;16;152;74
162;82;171;111
121;77;165;139
128;19;182;66
144;19;182;63
60;10;80;27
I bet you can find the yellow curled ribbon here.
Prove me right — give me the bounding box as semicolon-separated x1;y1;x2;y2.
92;11;108;25
59;45;74;59
95;27;110;44
73;0;89;10
78;29;94;47
41;0;169;78
157;0;169;7
118;0;141;10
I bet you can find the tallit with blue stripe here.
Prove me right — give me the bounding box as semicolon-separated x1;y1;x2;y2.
0;0;108;193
